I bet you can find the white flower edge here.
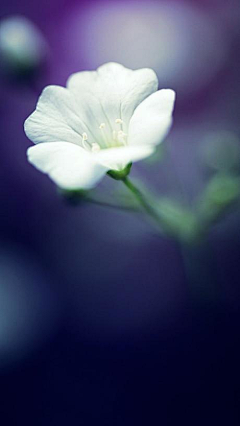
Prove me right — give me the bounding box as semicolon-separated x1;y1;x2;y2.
25;63;176;190
27;143;155;190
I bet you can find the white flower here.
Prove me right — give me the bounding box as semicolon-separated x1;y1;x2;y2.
24;62;175;190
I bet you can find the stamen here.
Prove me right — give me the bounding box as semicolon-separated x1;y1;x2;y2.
82;133;91;150
97;120;128;150
117;130;128;146
118;130;127;138
99;122;111;148
91;143;101;153
82;140;90;150
115;118;123;124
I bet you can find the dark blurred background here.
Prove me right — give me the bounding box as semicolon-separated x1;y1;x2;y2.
0;0;240;424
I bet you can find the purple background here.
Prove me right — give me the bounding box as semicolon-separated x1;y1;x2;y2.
0;0;240;424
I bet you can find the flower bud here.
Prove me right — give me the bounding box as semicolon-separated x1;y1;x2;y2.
0;16;48;78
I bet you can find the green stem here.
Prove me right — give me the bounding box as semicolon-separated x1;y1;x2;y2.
122;177;162;229
86;196;138;212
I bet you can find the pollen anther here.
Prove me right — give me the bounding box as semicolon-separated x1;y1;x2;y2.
99;123;106;129
115;118;123;124
118;130;127;137
91;143;101;153
82;132;88;140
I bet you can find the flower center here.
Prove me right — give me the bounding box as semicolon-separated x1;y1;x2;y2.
81;118;127;153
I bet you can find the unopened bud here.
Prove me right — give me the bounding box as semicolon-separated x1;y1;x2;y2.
0;16;48;78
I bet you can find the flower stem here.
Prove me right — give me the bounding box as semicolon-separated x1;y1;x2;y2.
86;195;138;212
122;177;162;229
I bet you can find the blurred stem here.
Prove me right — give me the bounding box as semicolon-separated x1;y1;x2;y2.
86;195;139;212
123;177;220;302
122;177;162;230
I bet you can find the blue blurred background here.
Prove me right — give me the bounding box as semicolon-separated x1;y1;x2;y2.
0;0;240;424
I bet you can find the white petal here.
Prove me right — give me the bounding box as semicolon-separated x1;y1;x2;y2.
67;62;158;130
24;85;99;146
128;89;176;147
95;145;155;171
27;142;107;190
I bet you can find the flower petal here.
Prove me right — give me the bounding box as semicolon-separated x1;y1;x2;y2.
128;89;176;147
24;85;100;146
95;145;155;171
67;62;158;131
27;142;107;189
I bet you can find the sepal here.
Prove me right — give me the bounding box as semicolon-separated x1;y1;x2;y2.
107;163;132;180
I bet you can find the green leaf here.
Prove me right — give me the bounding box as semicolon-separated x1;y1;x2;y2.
156;198;199;242
197;173;240;223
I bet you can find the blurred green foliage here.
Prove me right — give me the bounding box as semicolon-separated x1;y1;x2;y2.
201;131;240;172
